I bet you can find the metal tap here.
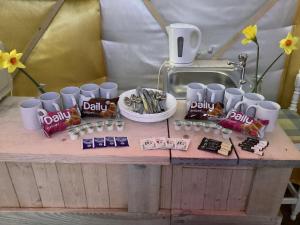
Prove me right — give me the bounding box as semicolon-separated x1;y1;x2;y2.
227;53;248;89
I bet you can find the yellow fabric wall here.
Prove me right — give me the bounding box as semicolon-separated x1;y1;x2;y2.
0;0;106;96
278;0;300;111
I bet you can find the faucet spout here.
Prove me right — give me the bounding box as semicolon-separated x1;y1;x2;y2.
229;53;248;89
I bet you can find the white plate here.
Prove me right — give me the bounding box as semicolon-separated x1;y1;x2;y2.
119;89;177;123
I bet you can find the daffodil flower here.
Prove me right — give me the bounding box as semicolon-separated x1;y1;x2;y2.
241;25;257;45
0;50;5;68
279;32;298;55
3;49;25;73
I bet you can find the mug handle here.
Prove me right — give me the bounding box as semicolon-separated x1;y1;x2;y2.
196;92;203;102
52;103;60;112
225;97;233;112
37;109;48;124
234;101;245;112
106;92;110;99
211;92;216;103
245;104;258;116
70;95;77;107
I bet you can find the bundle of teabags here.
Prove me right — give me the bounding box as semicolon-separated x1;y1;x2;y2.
19;82;120;137
185;83;281;138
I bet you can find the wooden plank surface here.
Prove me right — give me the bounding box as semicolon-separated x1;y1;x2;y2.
169;101;238;166
160;165;172;209
171;210;282;225
0;97;169;165
181;167;207;210
106;165;128;209
246;167;292;216
32;163;64;208
227;168;254;211
0;163;19;207
6;163;42;207
128;165;161;213
231;124;300;167
0;209;170;225
203;168;232;210
56;164;87;208
171;166;183;209
81;164;109;208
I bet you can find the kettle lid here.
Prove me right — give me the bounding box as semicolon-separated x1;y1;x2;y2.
170;23;198;29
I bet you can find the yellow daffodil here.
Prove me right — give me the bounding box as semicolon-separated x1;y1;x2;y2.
0;50;6;68
279;32;298;55
3;49;25;73
241;25;257;45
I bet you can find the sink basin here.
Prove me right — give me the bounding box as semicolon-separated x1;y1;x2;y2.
162;60;249;99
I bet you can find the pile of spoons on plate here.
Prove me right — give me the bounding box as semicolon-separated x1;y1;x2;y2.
124;87;167;114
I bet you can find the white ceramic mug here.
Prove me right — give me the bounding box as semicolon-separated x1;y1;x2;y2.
246;100;281;132
186;82;206;102
39;92;61;112
223;88;244;112
206;83;225;103
19;98;42;130
234;92;265;117
99;82;118;99
60;86;80;109
80;83;100;98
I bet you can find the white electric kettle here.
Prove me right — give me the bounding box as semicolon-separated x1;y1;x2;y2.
166;23;202;66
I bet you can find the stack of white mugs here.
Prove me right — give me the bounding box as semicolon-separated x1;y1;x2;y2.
19;82;118;130
186;82;281;132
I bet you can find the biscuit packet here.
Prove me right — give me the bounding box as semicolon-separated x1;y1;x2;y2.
185;101;225;121
38;107;81;137
219;110;269;138
81;97;119;118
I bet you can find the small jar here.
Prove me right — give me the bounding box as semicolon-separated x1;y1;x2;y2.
116;120;125;132
193;122;202;131
174;120;183;131
96;121;104;132
203;122;211;133
68;130;79;140
213;124;222;135
106;120;114;131
222;128;232;139
184;121;192;131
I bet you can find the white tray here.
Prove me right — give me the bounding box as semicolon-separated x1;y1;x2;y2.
119;89;177;123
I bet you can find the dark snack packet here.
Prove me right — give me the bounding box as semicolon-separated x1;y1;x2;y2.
38;107;81;137
82;139;94;150
198;137;222;153
219;110;269;138
81;97;119;118
115;137;129;147
94;137;106;148
185;101;225;121
105;136;116;147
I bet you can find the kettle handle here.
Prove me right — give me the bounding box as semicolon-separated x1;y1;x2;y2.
189;26;201;56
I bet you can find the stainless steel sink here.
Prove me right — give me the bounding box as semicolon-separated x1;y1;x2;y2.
162;60;250;99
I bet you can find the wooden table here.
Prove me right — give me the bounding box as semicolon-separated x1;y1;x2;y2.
0;97;300;225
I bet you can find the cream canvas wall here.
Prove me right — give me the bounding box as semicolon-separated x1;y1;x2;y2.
100;0;297;100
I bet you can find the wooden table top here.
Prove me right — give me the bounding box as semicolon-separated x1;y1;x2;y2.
168;101;238;166
0;97;170;165
1;97;300;167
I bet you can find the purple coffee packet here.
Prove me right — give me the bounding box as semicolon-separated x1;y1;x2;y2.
105;136;116;147
94;137;106;148
82;138;94;150
115;137;129;147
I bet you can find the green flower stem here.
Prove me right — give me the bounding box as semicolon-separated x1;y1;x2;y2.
254;41;260;92
255;52;284;87
19;68;46;94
